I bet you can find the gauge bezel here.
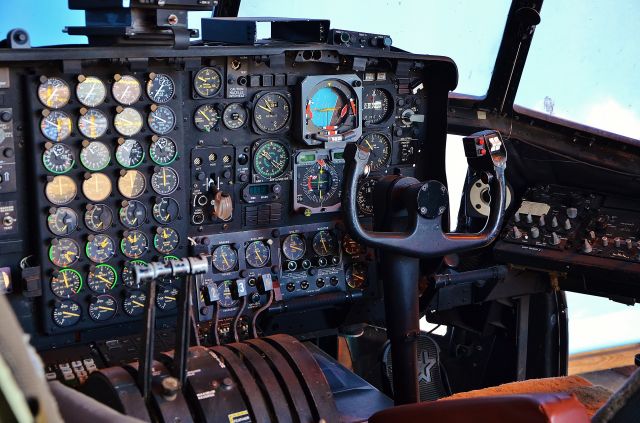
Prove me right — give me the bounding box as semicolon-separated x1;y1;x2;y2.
84;203;113;233
48;238;80;267
45;175;77;206
50;268;83;298
292;149;344;214
123;291;147;316
193;67;223;98
42;143;75;174
112;75;142;105
156;284;179;310
153;227;180;254
150;166;179;195
119;200;147;229
85;234;116;263
152;197;179;224
281;233;306;261
251;139;291;183
148;105;176;135
211;244;238;273
149;136;178;166
146;73;175;104
358;132;392;172
76;76;107;107
78;108;109;139
82;172;112;202
122;259;148;289
40;110;72;142
52;300;82;327
346;262;368;289
114;107;144;137
87;263;118;293
251;90;292;134
193;104;220;132
362;86;393;125
245;240;271;268
356;177;378;216
80;141;111;171
47;207;78;236
88;294;118;321
222;102;248;130
38;77;71;109
120;230;149;259
117;170;147;199
115;138;145;168
312;230;337;257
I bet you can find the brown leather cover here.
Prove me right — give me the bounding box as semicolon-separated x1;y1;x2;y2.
369;393;590;423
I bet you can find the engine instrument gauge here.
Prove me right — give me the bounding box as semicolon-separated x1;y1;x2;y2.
119;200;147;228
146;73;175;103
88;295;117;321
253;91;291;133
76;76;106;107
115;138;145;168
52;300;81;327
112;75;141;105
78;108;108;139
123;291;146;316
82;172;112;202
48;207;78;236
282;234;306;261
222;103;247;129
312;230;337;256
297;159;340;209
154;227;179;254
114;107;143;137
45;175;77;205
49;238;80;267
362;88;392;124
149;136;177;165
87;264;118;293
38;77;71;109
40;110;72;142
84;204;113;232
151;166;179;195
356;178;377;215
193;67;222;98
253;140;289;180
211;244;237;272
217;280;238;308
118;170;146;199
153;197;179;224
42;143;74;174
342;235;365;256
148;105;176;135
122;260;147;289
156;284;179;310
245;240;270;268
80;141;110;171
358;133;391;171
50;269;83;298
194;104;219;132
121;230;149;259
346;263;367;289
86;234;115;263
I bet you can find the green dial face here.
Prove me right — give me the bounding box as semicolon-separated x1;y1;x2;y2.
50;268;83;298
253;140;288;179
42;143;75;174
149;137;178;165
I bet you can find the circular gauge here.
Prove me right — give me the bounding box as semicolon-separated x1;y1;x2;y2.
114;107;143;137
282;234;306;261
122;260;147;288
222;103;247;130
253;140;289;179
357;178;377;215
253;91;291;133
146;73;175;103
308;87;348;128
45;175;77;205
40;110;72;142
82;172;112;202
211;244;237;272
38;77;71;109
299;160;340;208
76;76;107;107
121;230;149;259
42;143;74;174
119;200;147;228
312;230;337;256
78;108;108;139
84;204;113;232
216;280;238;308
245;240;270;268
52;300;81;327
304;79;359;141
193;104;219;132
88;294;118;321
48;207;78;236
150;167;179;195
156;284;179;310
80;141;110;171
50;269;83;298
123;291;146;316
148;105;176;135
346;263;367;289
87;264;118;293
149;136;177;165
342;235;365;256
49;238;80;267
194;67;222;98
118;170;146;199
358;133;391;171
115;138;145;168
85;234;116;263
154;227;179;254
362;88;392;124
112;75;142;105
153;197;179;224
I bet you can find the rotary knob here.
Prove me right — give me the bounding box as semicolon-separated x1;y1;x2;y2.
550;232;561;246
551;216;559;228
539;214;546;227
602;236;609;247
530;226;540;239
614;237;622;248
563;219;572;230
566;207;578;219
512;226;523;239
582;239;593;253
526;213;533;224
627;239;634;250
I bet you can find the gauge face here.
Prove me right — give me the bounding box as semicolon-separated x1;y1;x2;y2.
115;138;145;168
312;230;337;256
343;235;365;256
112;75;142;105
119;200;147;228
45;175;77;205
222;103;247;130
153;197;179;224
147;74;175;103
304;79;359;141
308;86;349;128
78;108;108;139
282;234;306;261
253;141;289;179
121;230;149;259
43;143;74;174
156;284;179;310
299;160;340;208
154;227;179;254
52;300;81;327
89;294;118;321
122;260;147;289
76;76;106;107
362;88;392;124
50;269;83;298
123;291;146;316
38;77;71;109
346;263;367;289
194;104;219;132
211;244;237;272
40;110;72;142
358;133;391;171
151;167;179;195
80;141;110;171
149;137;177;165
49;238;80;267
82;172;112;202
194;67;222;98
217;280;238;308
253;92;291;133
148;105;176;135
245;240;270;268
357;178;377;215
114;107;143;137
87;264;118;293
48;207;78;236
118;170;146;199
86;234;115;263
85;204;113;232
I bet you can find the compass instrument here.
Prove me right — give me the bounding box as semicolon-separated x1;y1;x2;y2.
146;73;175;103
295;154;341;212
40;110;72;142
193;67;222;98
149;136;177;165
76;75;106;107
115;138;145;168
120;230;149;259
253;91;291;133
49;238;80;267
47;207;78;236
82;172;112;202
80;140;110;171
42;142;74;174
52;300;81;327
153;227;179;254
148;104;176;135
114;107;143;137
38;77;70;109
85;234;116;263
87;264;118;293
78;108;108;139
88;295;118;321
118;170;146;199
112;74;141;105
45;175;77;206
85;204;113;232
50;269;83;298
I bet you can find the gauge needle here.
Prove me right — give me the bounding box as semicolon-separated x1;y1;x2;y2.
321;238;328;253
197;76;207;82
64;250;75;260
97;275;111;285
257;104;272;113
166;296;176;301
162;230;168;239
289;244;302;251
100;238;108;248
354;274;365;281
255;250;262;262
98;306;114;311
62;311;80;317
62;272;69;288
162;169;167;185
199;110;211;121
154;114;167;123
222;253;229;267
90;114;96;138
132;300;145;307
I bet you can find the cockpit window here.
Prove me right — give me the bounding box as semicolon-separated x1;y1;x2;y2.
515;1;640;140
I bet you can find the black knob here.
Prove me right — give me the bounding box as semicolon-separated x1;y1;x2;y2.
0;111;12;122
237;154;248;165
223;170;232;179
272;184;282;194
239;173;248;183
196;172;205;181
308;268;317;276
3;148;14;158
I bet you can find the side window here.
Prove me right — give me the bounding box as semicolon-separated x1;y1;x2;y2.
445;134;468;231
